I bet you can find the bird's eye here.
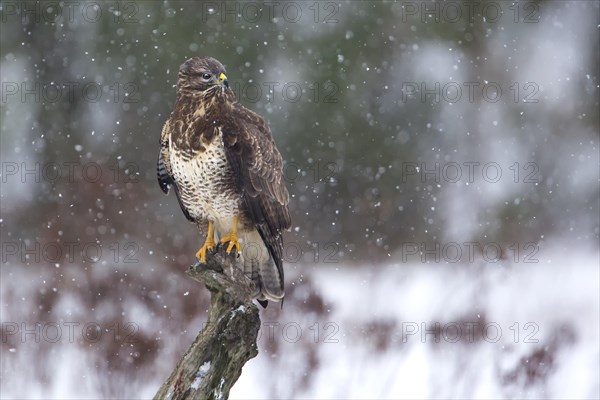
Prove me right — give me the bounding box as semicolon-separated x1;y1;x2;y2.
201;73;212;80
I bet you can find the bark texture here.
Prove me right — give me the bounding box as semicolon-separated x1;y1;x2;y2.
154;250;261;400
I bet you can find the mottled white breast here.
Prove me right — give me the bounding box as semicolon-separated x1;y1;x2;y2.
169;130;240;225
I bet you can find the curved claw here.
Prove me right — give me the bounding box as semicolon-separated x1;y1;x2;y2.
195;221;216;264
195;239;216;264
220;233;241;255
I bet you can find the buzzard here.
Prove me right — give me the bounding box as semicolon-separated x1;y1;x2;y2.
158;56;292;305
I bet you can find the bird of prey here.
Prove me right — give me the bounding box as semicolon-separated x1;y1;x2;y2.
157;56;291;306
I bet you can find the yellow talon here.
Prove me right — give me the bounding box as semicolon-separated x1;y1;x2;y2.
220;232;241;254
220;215;241;255
195;221;216;263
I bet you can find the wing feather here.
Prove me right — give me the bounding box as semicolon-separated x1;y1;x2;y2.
223;106;291;287
157;120;194;222
157;123;173;194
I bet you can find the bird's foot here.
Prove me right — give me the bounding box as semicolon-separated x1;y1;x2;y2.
195;238;216;264
219;232;241;255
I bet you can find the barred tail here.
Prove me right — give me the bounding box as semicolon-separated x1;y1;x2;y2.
241;230;284;307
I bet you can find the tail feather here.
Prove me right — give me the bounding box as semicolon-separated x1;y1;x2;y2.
259;260;284;301
240;230;284;303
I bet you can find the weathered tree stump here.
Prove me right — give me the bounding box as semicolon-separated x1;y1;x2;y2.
154;249;261;400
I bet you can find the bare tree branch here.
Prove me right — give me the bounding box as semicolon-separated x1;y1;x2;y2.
154;249;261;400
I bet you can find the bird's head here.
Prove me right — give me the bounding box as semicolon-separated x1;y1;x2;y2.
176;56;230;96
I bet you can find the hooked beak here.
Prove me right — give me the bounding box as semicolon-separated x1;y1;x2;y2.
219;72;229;88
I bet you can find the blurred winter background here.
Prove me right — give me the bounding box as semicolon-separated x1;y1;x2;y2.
1;0;598;398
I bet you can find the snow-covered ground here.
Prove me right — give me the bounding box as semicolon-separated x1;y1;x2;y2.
2;241;598;399
232;243;599;399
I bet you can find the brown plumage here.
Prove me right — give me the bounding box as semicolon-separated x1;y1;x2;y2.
157;56;292;306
